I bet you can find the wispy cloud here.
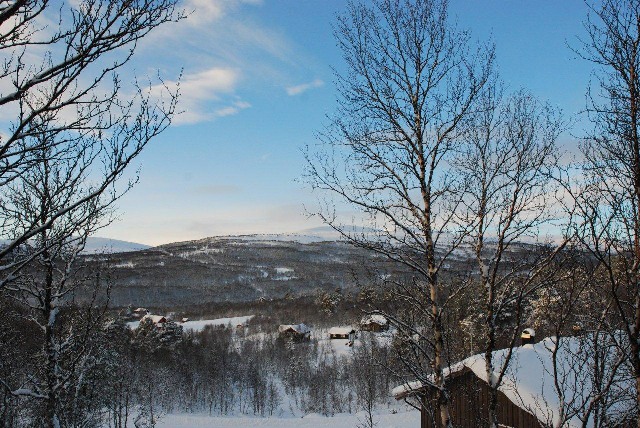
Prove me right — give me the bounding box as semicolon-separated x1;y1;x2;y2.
214;100;251;117
286;79;324;96
182;0;263;24
150;67;250;124
134;0;323;124
181;68;239;100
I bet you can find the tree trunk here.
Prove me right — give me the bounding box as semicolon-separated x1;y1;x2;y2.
44;262;58;428
431;280;452;428
485;319;498;428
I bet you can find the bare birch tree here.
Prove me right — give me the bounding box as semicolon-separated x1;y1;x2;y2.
305;0;493;425
0;138;120;427
0;1;182;426
455;87;566;427
568;1;640;425
0;0;182;286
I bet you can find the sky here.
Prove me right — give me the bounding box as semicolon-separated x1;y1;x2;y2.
98;0;594;246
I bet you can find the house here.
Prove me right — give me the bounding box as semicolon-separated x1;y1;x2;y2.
392;335;634;428
328;327;356;340
278;323;311;342
132;307;148;318
360;314;389;332
140;314;167;327
520;327;535;345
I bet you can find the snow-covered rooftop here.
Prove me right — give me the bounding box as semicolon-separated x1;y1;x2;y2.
278;323;311;334
141;314;166;324
361;314;387;325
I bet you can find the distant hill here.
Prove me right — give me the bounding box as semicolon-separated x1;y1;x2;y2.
80;231;537;309
82;233;397;308
82;237;150;254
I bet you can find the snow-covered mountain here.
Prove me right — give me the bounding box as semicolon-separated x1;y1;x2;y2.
82;233;394;307
79;231;540;308
82;237;150;254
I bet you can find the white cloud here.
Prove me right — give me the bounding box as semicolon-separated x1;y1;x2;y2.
183;0;264;25
214;100;251;117
150;67;250;125
286;79;324;96
180;68;239;100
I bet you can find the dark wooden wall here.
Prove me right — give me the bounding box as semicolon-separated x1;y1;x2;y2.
420;370;541;428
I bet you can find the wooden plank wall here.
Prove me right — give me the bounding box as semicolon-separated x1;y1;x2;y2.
421;371;540;428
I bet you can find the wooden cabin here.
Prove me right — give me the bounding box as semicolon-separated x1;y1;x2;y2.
328;327;356;340
360;314;389;332
278;323;311;342
140;314;167;327
520;328;535;345
132;307;148;318
395;368;540;428
393;335;635;428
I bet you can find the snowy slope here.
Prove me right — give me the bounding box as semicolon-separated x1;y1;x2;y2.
127;315;254;331
82;237;150;254
156;410;419;428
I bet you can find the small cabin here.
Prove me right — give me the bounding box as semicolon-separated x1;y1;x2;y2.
278;323;311;342
328;327;356;340
520;328;535;345
132;307;148;318
360;314;389;332
392;336;634;428
140;314;167;327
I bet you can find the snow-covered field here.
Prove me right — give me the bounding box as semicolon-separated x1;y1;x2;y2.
156;410;419;428
312;326;395;358
127;315;254;331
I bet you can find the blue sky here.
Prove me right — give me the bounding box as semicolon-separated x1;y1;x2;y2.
101;0;593;246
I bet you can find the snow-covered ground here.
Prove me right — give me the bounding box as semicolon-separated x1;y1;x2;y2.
126;315;254;331
156;410;419;428
313;326;395;358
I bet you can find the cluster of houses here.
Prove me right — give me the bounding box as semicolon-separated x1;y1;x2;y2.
278;314;389;344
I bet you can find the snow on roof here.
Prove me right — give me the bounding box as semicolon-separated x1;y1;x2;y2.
141;314;166;324
278;323;311;334
361;314;387;325
328;327;355;335
521;328;535;337
391;380;425;398
393;335;634;428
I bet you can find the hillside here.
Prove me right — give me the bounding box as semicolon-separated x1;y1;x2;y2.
86;234;397;308
82;231;544;309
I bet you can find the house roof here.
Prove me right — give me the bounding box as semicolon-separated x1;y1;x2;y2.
392;335;634;428
328;327;355;335
278;323;310;334
141;314;166;324
361;314;387;325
